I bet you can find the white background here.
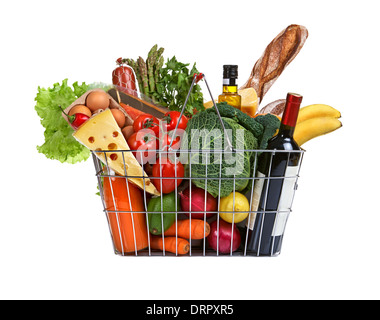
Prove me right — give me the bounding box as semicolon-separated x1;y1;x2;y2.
1;0;379;300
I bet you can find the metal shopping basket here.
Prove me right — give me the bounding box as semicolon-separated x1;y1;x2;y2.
91;74;305;257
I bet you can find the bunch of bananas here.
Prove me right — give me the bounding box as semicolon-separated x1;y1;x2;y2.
294;104;342;146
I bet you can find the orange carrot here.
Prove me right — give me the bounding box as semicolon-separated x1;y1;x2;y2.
103;176;149;254
164;219;210;239
119;103;146;121
150;236;190;255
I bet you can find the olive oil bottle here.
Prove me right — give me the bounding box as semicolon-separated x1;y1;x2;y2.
218;65;242;110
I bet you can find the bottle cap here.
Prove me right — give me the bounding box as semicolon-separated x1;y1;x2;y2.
223;65;238;79
287;92;303;105
282;93;303;127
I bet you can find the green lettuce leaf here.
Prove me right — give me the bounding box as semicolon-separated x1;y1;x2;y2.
35;79;90;164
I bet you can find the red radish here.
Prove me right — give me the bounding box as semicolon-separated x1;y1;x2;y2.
179;186;217;219
208;220;241;254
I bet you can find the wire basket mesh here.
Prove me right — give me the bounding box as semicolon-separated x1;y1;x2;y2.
92;147;304;257
90;73;305;257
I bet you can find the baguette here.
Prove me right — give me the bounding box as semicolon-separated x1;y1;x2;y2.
258;99;286;117
241;24;308;104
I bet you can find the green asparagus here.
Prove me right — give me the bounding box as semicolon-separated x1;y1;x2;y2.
137;56;149;98
147;47;158;94
126;58;143;95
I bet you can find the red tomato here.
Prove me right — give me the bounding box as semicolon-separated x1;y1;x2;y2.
127;129;158;164
162;111;188;132
133;114;160;136
159;133;181;151
152;158;184;194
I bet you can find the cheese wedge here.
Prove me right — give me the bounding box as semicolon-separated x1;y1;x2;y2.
73;109;159;196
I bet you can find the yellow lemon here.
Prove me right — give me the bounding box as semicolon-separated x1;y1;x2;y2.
219;192;250;223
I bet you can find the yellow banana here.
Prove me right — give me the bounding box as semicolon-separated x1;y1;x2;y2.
297;104;341;123
294;117;342;146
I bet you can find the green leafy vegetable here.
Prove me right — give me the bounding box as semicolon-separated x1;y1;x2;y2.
88;82;114;92
154;56;204;116
212;102;264;139
181;108;257;198
254;113;281;150
35;79;90;164
212;102;280;150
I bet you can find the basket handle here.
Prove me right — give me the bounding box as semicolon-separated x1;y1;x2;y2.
169;73;234;151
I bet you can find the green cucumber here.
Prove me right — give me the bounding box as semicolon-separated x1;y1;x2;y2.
147;192;179;235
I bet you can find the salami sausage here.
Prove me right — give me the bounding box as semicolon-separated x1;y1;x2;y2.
112;58;137;97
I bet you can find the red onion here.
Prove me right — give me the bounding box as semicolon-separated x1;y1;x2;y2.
179;186;217;219
208;220;241;254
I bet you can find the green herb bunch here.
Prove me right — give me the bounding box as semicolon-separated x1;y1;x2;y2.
154;56;204;116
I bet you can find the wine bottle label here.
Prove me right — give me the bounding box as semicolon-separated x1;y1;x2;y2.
246;171;265;230
272;165;299;237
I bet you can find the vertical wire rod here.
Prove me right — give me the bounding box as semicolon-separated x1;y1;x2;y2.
122;151;138;256
168;75;198;150
257;151;275;256
104;151;124;255
202;74;234;151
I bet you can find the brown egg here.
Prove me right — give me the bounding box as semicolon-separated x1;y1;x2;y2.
122;125;134;141
68;104;92;117
111;109;126;128
85;91;110;112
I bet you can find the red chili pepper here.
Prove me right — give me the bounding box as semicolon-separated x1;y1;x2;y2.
112;58;137;96
70;113;90;130
60;106;90;130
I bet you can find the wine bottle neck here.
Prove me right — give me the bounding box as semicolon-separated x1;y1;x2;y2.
278;124;296;138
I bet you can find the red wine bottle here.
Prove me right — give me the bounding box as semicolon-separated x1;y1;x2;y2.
246;93;303;256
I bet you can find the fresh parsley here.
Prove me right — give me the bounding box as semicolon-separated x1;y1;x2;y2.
153;56;204;117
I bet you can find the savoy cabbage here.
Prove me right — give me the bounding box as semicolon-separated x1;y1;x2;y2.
181;108;258;198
